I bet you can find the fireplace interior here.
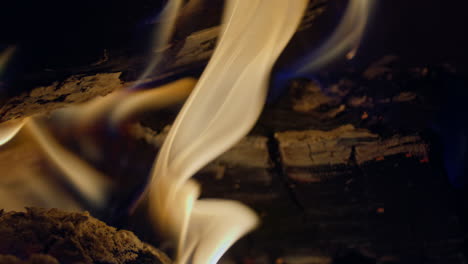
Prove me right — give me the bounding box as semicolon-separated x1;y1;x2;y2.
0;0;468;263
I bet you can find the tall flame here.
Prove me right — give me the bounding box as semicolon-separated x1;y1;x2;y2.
148;0;308;263
0;0;374;263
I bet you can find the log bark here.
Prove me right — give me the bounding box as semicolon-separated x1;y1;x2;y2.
0;208;171;264
0;73;123;122
0;0;331;123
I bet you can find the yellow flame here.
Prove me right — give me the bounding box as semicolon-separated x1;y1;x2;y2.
0;119;26;146
0;0;374;262
296;0;373;74
135;0;184;85
111;78;196;125
0;79;195;210
0;116;111;207
0;127;82;212
24;118;112;207
0;46;16;77
149;0;308;263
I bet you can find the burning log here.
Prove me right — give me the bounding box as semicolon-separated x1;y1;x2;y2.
1;0;466;261
0;1;330;111
0;207;171;264
0;56;464;263
0;73;123;122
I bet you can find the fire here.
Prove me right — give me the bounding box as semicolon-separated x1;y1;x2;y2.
0;46;15;78
0;0;373;263
148;0;308;262
0;118;25;145
135;0;184;86
0;78;195;212
292;0;373;76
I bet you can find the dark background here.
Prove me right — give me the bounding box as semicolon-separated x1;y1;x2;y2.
0;0;467;96
0;0;467;63
360;0;468;67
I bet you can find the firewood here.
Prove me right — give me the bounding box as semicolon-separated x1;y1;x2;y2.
0;207;170;264
0;73;123;122
0;1;330;124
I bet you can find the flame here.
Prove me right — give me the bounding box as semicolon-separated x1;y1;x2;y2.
0;119;25;146
0;0;375;262
0;79;195;211
25;118;111;207
110;78;196;125
0;116;108;211
148;0;308;263
134;0;184;87
0;46;16;78
293;0;373;75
